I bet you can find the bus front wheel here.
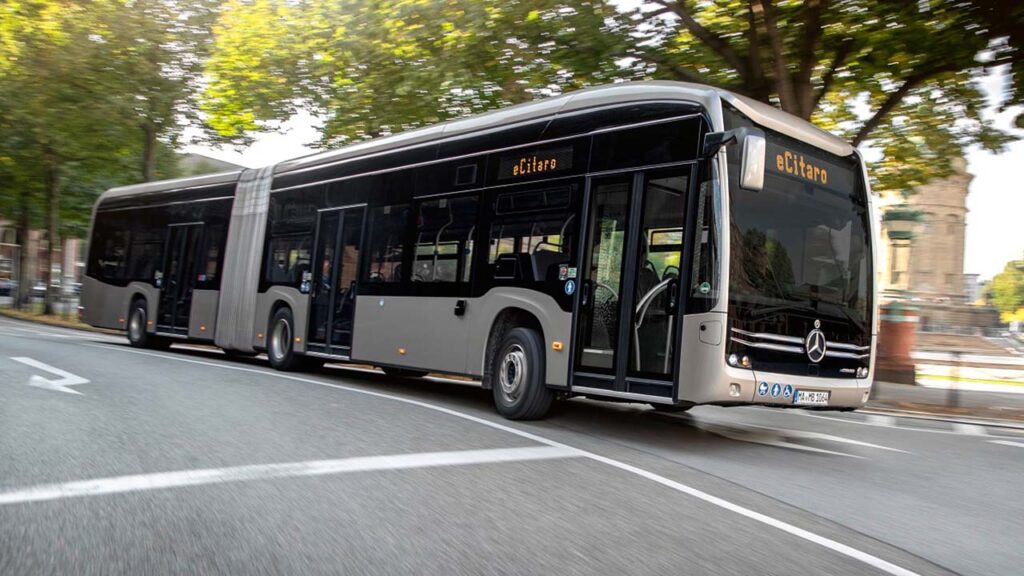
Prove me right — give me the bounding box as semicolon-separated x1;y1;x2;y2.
268;307;303;371
491;327;553;420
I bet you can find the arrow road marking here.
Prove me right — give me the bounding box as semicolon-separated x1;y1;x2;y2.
10;357;89;395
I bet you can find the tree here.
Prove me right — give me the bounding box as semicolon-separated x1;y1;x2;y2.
202;0;1024;192
99;0;221;181
0;1;218;312
990;259;1024;321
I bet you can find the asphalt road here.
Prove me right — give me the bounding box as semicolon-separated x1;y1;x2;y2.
1;316;1022;576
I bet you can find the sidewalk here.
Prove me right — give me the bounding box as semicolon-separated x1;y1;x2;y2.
869;380;1024;424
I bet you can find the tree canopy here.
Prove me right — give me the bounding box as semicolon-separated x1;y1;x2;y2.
201;0;1024;192
990;259;1024;322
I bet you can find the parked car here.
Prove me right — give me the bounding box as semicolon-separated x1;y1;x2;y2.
0;278;15;297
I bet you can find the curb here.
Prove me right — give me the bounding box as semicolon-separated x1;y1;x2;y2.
860;407;1024;430
0;309;120;336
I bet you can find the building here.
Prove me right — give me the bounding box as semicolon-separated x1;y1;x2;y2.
877;158;1001;330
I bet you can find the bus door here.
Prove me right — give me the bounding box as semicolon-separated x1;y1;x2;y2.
307;207;365;357
157;223;203;334
572;168;692;399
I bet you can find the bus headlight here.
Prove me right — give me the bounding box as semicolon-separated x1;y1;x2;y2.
856;366;869;378
727;354;752;368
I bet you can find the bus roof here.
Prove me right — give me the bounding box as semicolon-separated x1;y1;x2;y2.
98;81;854;201
97;170;242;206
273;81;855;177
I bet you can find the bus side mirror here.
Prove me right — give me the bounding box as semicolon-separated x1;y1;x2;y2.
703;127;766;191
738;132;766;191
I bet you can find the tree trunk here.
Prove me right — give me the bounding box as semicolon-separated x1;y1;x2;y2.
43;149;60;316
15;187;32;310
142;122;157;182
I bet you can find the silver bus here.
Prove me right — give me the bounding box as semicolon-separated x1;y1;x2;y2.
82;81;877;420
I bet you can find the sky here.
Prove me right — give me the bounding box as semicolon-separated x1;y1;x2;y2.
184;70;1024;282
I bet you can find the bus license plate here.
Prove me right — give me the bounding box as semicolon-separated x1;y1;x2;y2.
794;390;830;406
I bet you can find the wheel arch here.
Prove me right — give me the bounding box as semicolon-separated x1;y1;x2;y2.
481;307;544;390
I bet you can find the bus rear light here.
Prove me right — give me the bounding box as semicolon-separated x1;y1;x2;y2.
552;341;564;351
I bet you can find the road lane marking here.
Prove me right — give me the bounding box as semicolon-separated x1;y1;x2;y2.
82;342;922;576
10;357;90;395
699;422;911;458
952;423;988;436
0;446;579;506
989;440;1024;449
798;410;1023;440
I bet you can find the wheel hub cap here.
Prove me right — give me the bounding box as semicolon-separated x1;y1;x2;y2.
498;344;526;402
271;319;290;361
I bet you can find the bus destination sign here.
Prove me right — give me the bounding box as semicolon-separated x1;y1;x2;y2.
498;146;573;180
765;140;855;194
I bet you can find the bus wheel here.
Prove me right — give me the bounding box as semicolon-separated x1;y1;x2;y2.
491;327;553;420
127;299;168;349
268;307;302;371
382;367;428;378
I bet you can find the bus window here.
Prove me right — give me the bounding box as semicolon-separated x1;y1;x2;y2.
412;196;477;283
264;234;311;286
688;161;720;312
198;224;226;288
365;204;410;283
127;226;163;282
89;217;131;282
488;214;575;283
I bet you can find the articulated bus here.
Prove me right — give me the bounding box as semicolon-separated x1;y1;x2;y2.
82;81;877;420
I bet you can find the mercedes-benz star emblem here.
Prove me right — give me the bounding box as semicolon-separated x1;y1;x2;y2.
805;322;827;363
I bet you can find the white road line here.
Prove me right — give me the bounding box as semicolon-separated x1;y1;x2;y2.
952;423;988;436
989;440;1024;449
0;446;579;506
82;342;922;576
798;410;1023;440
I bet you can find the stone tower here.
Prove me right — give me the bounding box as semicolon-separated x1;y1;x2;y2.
905;158;972;302
879;158;972;303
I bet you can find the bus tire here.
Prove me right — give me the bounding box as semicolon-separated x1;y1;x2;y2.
268;307;302;371
491;327;553;420
127;299;168;349
382;367;428;378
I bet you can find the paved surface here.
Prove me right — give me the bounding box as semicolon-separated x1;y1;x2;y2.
1;316;1023;575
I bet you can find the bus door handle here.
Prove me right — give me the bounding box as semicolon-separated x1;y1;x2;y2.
581;280;592;308
348;281;357;301
454;299;467;317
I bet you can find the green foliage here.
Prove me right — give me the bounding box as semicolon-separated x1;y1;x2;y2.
201;0;1024;193
990;259;1024;319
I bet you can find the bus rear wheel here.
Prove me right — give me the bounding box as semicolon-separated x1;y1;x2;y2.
491;327;553;420
127;299;169;350
268;307;303;371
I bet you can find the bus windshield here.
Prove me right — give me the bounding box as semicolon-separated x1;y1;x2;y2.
728;135;871;336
